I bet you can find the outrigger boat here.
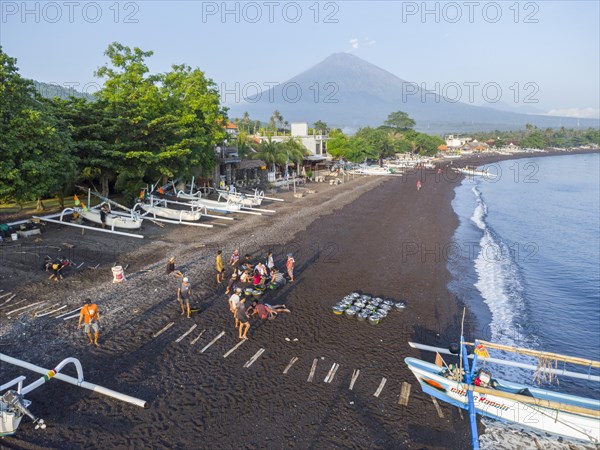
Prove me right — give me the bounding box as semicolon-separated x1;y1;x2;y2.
216;188;264;207
453;166;497;179
406;324;600;448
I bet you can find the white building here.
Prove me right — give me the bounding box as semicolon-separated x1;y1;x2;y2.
254;122;329;160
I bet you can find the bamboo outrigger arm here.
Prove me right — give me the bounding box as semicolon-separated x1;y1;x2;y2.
0;353;147;408
469;340;600;369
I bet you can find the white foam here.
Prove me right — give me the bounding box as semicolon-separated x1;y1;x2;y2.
470;186;487;231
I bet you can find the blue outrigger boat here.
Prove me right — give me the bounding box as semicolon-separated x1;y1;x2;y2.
406;321;600;448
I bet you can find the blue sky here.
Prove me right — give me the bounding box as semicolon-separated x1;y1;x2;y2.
2;1;599;117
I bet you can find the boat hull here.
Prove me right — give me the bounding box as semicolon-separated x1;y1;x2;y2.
139;204;201;221
405;357;600;444
80;210;142;230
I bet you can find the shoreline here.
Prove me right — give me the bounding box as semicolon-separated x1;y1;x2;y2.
0;148;597;449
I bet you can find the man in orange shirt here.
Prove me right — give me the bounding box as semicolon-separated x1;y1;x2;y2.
78;301;100;346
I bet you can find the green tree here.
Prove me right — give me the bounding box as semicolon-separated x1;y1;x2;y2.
355;127;395;165
383;111;416;130
0;48;75;209
313;120;330;135
253;137;286;172
93;42;226;197
326;129;351;159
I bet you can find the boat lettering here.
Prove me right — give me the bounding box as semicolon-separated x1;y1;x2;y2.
450;387;511;412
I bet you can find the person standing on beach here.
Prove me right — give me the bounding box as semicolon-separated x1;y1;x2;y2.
417;180;422;191
178;277;192;318
216;250;225;284
78;301;100;347
235;298;250;340
266;251;274;274
229;288;242;322
99;204;110;229
229;249;240;268
286;254;295;282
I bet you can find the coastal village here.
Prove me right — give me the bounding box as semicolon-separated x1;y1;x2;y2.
1;42;599;450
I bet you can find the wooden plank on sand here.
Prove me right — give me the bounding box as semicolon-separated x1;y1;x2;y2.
6;301;46;316
190;329;206;345
223;339;246;358
283;356;299;374
324;363;340;384
307;358;318;382
431;396;445;418
399;381;412;406
243;348;265;368
175;324;197;343
152;322;175;338
374;377;387;397
200;331;225;353
349;369;360;390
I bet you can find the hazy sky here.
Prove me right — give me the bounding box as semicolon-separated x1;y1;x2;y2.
2;1;599;117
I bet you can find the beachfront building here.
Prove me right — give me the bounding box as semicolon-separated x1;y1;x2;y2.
253;122;330;161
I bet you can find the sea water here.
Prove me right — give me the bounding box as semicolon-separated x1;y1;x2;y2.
448;152;600;448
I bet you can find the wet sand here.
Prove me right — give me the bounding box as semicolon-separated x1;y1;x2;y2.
1;149;596;449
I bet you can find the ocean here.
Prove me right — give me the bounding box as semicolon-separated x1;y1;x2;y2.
447;152;600;448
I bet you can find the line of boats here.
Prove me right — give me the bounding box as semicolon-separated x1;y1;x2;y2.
25;182;285;239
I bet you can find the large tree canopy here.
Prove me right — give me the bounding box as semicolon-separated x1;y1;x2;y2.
0;47;75;208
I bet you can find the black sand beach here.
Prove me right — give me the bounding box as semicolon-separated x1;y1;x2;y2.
1;150;596;449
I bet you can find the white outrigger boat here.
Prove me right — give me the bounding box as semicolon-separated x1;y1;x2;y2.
77;207;142;230
406;335;600;448
138;201;203;222
350;165;402;176
453;166;497;179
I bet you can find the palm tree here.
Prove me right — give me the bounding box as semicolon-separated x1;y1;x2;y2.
253;136;286;173
270;110;283;134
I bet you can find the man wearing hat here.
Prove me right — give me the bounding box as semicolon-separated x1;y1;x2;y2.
177;277;193;318
78;300;100;346
225;272;239;296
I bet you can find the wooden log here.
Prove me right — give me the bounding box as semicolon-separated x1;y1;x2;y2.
0;294;16;306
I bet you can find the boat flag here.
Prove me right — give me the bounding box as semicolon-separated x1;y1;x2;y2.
474;343;490;359
435;352;444;367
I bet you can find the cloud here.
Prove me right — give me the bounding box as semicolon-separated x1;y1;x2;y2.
347;37;376;52
546;107;600;119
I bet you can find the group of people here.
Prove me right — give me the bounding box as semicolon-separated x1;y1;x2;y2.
225;249;293;340
228;287;290;340
75;249;296;346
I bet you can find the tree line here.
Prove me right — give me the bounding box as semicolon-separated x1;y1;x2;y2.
471;124;600;149
1;43;227;209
